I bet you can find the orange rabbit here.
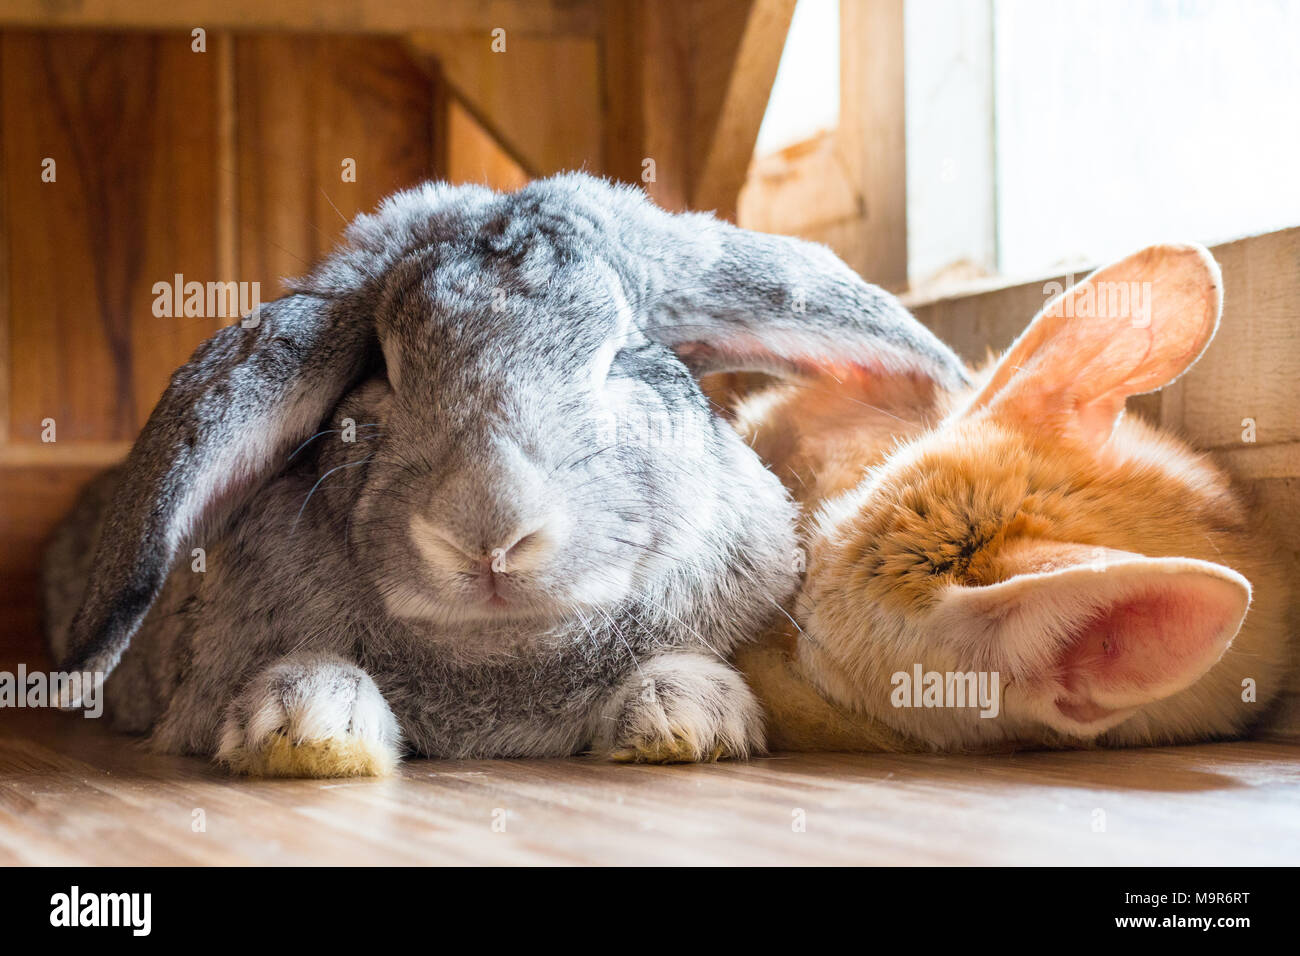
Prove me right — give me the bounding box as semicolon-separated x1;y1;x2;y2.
734;243;1292;752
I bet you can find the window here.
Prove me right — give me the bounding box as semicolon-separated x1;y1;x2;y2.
747;0;1300;290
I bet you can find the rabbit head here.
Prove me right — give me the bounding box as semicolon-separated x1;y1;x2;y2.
762;242;1284;750
58;173;968;694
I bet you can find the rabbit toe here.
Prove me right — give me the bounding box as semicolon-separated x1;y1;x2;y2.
216;653;401;778
602;653;765;764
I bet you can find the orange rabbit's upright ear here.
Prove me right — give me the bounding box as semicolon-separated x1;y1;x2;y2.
965;243;1222;447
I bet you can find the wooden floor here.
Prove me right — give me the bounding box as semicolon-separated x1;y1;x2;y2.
1;708;1297;865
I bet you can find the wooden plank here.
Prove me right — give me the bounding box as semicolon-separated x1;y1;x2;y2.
0;0;601;36
407;31;601;179
3;30;225;443
598;0;651;194
837;0;907;289
600;0;793;218
905;269;1064;363
1245;476;1300;741
1176;228;1300;449
0;442;130;467
689;0;796;220
1218;442;1300;481
0;35;7;447
215;31;238;287
599;0;693;211
0;465;106;657
234;34;436;293
1;709;1297;865
444;96;529;191
737;131;862;236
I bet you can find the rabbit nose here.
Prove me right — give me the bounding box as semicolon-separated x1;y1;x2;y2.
481;529;543;574
410;516;554;575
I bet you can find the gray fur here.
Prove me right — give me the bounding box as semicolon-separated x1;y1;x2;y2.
43;173;966;764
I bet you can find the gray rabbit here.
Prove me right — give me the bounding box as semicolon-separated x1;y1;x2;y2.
43;173;966;776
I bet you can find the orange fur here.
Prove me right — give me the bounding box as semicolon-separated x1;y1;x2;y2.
734;244;1293;752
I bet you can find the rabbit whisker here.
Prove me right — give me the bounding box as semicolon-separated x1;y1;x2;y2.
292;455;375;531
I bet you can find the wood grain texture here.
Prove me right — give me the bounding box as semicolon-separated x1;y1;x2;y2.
738;2;906;287
0;710;1296;865
0;30;440;665
599;0;693;211
1177;229;1300;450
688;0;796;220
444;96;529;191
0;465;107;659
234;34;436;294
215;31;238;287
600;0;792;218
408;31;601;179
4;30;225;442
837;0;907;289
1243;476;1300;740
0;0;602;36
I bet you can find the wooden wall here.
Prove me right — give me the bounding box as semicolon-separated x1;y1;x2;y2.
737;0;907;290
0;29;441;662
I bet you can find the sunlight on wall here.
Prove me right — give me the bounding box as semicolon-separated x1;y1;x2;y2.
992;0;1300;275
906;0;997;284
756;0;1300;284
754;0;840;157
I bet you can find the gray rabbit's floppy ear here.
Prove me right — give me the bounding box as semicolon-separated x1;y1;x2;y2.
58;295;372;696
638;216;968;390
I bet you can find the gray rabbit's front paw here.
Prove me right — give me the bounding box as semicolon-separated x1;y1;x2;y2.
216;652;401;777
598;652;765;763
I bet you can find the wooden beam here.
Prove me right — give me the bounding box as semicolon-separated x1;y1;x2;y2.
689;0;796;220
0;0;601;36
407;31;602;179
215;31;238;291
599;0;794;220
599;0;692;210
444;95;529;191
837;0;907;288
1218;442;1300;481
0;36;7;447
0;441;131;467
737;131;863;237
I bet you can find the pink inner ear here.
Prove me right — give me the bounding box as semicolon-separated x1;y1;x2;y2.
675;338;890;379
1053;586;1238;722
967;243;1222;448
674;339;942;411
